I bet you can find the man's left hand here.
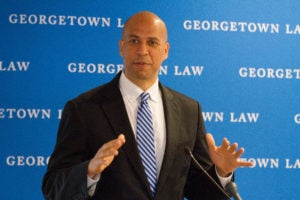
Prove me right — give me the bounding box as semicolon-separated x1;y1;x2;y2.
206;133;254;177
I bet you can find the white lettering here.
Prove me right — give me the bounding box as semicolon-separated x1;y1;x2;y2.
257;23;279;33
257;158;279;168
286;24;300;34
239;67;300;79
159;65;168;75
117;18;124;28
202;112;224;122
101;18;110;27
6;155;50;166
78;16;87;26
240;158;279;168
8;14;110;27
174;65;204;76
28;14;38;24
183;20;280;34
68;16;76;26
58;15;66;25
68;63;123;74
8;13;18;23
87;16;101;26
0;61;30;72
285;159;300;169
57;109;63;119
295;114;300;124
48;15;56;25
0;108;51;119
6;156;16;166
230;112;259;123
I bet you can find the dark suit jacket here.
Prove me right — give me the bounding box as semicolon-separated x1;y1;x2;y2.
42;73;228;200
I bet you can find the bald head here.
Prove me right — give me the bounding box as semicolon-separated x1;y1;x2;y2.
122;11;168;41
119;11;170;90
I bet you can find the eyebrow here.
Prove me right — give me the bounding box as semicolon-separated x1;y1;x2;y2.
128;34;160;41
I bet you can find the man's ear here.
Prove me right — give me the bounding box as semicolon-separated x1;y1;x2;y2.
164;42;170;59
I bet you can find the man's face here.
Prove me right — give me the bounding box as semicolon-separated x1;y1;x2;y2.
119;13;169;87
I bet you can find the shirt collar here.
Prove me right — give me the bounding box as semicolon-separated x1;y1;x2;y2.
119;71;160;102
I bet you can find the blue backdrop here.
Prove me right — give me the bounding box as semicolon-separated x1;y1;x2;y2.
1;1;299;199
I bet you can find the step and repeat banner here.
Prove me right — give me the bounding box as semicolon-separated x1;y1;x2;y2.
1;1;299;199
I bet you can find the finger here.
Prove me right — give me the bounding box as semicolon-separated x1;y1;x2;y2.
228;143;238;153
88;134;126;176
205;133;216;151
99;148;120;159
96;143;119;158
220;137;230;150
117;134;126;146
237;160;254;167
234;148;245;158
96;134;126;158
105;134;126;150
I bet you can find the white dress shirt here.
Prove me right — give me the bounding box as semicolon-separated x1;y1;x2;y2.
119;72;166;178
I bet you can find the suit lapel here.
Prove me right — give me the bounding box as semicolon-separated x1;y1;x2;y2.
99;74;153;196
156;85;180;194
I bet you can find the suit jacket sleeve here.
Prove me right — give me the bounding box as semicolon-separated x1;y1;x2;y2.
183;101;229;200
42;100;91;200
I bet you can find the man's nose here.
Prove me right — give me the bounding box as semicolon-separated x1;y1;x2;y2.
136;42;149;56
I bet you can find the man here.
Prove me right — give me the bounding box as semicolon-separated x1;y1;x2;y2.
42;11;253;200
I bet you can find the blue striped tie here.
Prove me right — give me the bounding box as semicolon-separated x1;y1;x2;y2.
136;92;157;196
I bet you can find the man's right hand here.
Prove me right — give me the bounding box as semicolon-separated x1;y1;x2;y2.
87;134;126;179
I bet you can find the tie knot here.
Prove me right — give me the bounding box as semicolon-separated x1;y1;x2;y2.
140;92;150;103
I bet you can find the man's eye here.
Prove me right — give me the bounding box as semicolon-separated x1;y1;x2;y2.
129;39;139;44
148;40;159;47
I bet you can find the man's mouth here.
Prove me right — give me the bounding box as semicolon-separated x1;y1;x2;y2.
134;61;151;66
